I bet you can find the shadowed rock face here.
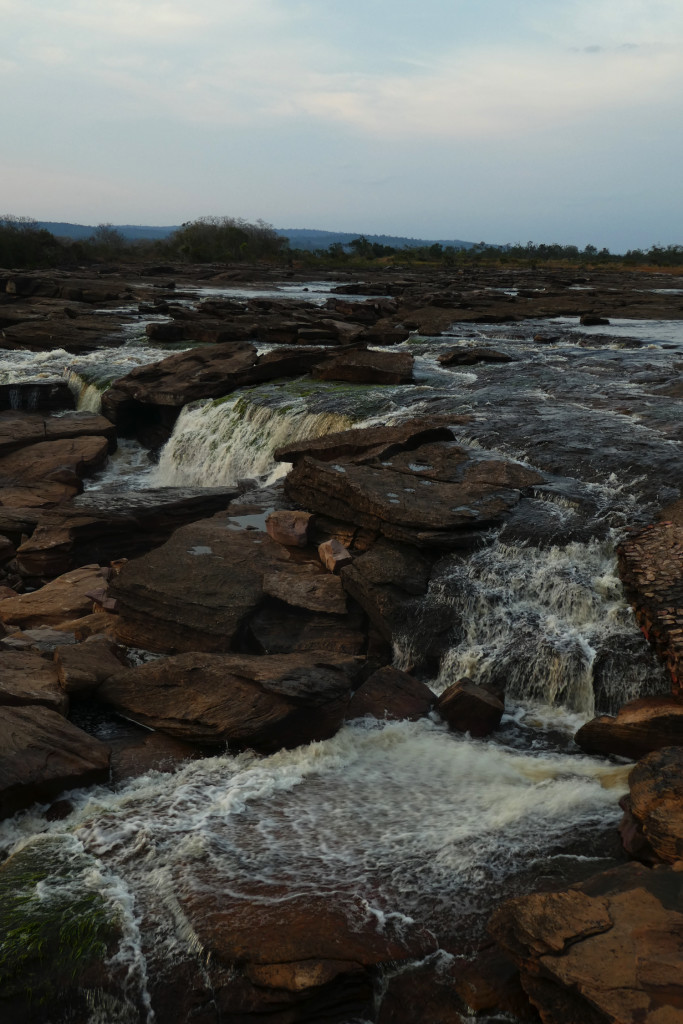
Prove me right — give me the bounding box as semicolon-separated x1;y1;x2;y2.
0;706;110;819
109;521;292;653
622;747;683;865
489;861;683;1024
98;651;359;750
312;347;414;385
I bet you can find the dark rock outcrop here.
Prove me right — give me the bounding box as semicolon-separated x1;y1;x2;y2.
346;666;435;721
98;651;359;750
436;679;505;737
0;706;110;819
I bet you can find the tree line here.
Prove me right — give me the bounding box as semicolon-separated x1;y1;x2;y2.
2;213;683;270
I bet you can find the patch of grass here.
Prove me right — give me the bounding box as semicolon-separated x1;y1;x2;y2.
0;838;120;1005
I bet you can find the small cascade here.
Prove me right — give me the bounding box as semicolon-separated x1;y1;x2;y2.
152;394;355;488
420;536;671;716
65;368;106;412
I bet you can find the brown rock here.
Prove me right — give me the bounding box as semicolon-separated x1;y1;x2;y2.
318;538;353;572
346;666;435;721
98;651;358;750
286;442;541;548
263;565;347;614
265;508;312;546
0;705;110;819
438;346;514;366
0;650;67;713
0;409;116;457
312;347;414;385
274;415;459;465
377;960;465;1023
110;522;291;653
575;696;683;760
436;679;504;737
489;862;683;1024
625;747;683;864
246;600;367;657
340;538;432;644
15;485;239;578
0;434;110;483
0;565;109;629
54;636;129;694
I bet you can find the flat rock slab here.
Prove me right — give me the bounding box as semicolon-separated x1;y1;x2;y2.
98;651;358;750
101;343;326;436
0;650;67;713
110;522;291;653
0;435;110;484
489;861;683;1024
312;348;414;385
0;565;109;630
176;882;436;1020
274;415;460;465
15;486;239;578
0;410;116;457
263;565;348;615
347;666;435;721
285;442;542;547
0;705;110;819
575;695;683;760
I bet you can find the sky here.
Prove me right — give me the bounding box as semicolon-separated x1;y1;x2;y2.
1;0;682;251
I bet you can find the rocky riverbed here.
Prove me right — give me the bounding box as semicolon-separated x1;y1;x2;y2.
0;262;682;1023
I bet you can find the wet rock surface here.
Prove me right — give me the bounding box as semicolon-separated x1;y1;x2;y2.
0;706;110;819
1;265;683;1022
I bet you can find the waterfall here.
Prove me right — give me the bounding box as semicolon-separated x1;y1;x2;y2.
417;536;671;716
65;369;105;413
152;394;355;488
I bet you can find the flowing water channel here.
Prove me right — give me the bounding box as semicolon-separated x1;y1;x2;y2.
1;284;682;1021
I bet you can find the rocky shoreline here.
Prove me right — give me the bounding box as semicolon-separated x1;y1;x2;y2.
0;262;682;1023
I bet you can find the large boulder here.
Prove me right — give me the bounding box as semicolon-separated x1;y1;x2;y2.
436;679;505;737
489;862;683;1024
54;636;130;695
346;666;435;721
340;538;432;642
575;696;683;760
621;747;683;864
245;599;368;657
101;342;325;440
0;706;110;818
109;521;291;653
98;651;359;750
0;565;109;629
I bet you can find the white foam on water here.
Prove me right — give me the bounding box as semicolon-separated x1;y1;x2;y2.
430;535;668;715
151;395;354;488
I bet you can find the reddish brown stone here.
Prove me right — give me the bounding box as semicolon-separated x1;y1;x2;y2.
436;679;504;737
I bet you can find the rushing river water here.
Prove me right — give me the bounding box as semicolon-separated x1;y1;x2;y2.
1;283;681;1022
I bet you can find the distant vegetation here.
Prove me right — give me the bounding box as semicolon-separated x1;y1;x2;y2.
2;213;683;271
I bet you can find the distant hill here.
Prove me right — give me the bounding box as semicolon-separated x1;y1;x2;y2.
276;228;474;252
35;222;475;250
36;222;180;240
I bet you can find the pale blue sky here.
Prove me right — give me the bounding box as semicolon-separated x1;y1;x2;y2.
1;0;681;250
